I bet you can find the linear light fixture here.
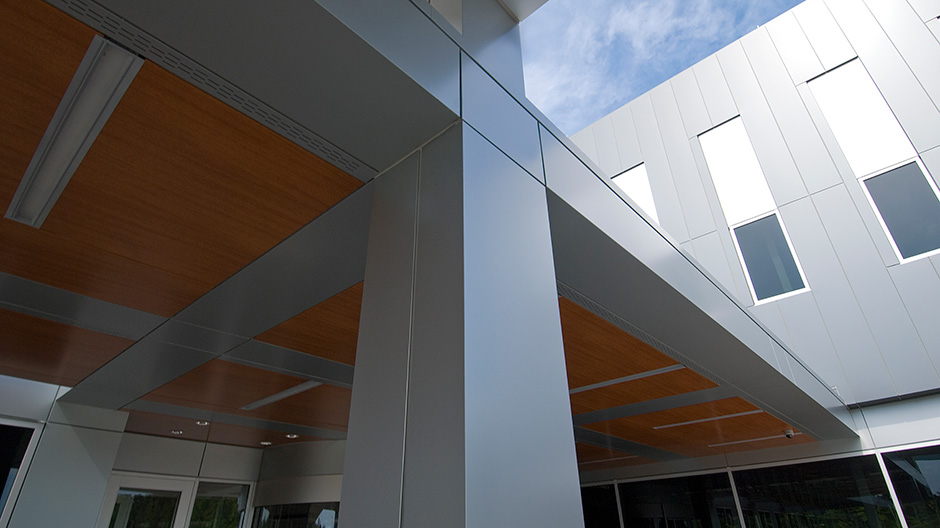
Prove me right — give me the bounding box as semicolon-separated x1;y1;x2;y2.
5;35;142;227
653;409;764;430
240;380;322;411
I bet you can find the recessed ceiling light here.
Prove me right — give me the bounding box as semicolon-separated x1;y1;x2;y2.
5;35;142;227
260;441;273;446
285;434;299;439
170;430;184;435
196;420;210;426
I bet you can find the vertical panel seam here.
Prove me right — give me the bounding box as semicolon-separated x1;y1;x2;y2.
807;192;900;396
398;147;423;528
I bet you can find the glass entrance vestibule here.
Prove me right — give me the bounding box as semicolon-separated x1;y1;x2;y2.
582;442;940;528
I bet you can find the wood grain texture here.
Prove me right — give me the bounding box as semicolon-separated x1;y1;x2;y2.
38;61;362;310
256;282;363;365
123;410;210;443
570;368;717;415
584;397;811;457
560;298;678;389
0;308;133;386
0;0;97;200
123;409;322;448
1;0;362;316
143;359;351;432
206;422;323;448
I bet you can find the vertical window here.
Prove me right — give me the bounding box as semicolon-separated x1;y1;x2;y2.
0;423;36;527
611;163;659;224
733;213;805;301
699;117;808;303
809;60;940;261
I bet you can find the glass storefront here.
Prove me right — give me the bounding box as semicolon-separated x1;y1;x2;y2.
883;445;940;528
585;446;940;528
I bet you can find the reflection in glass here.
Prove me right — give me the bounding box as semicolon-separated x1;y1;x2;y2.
108;488;181;528
0;424;32;515
734;214;804;301
189;482;250;528
883;445;940;528
863;162;940;260
618;472;741;527
733;456;900;527
251;502;339;528
581;484;620;528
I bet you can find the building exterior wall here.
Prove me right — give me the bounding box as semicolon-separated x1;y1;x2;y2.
573;0;940;407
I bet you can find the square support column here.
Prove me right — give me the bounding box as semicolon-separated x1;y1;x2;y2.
340;122;584;527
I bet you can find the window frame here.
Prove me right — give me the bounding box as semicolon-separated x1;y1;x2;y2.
858;156;940;264
0;417;43;528
729;210;811;305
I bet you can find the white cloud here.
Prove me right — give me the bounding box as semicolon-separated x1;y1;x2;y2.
521;0;801;134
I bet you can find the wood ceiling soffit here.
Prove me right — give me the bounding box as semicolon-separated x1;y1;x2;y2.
123;409;324;448
582;398;810;458
0;307;133;386
144;360;306;410
570;368;718;415
142;359;351;432
38;60;361;312
0;2;201;313
559;298;678;389
255;282;364;366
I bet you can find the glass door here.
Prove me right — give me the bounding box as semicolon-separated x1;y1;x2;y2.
97;475;196;528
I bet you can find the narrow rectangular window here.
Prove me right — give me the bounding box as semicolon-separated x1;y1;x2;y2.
611;163;659;224
699;117;808;303
733;214;806;301
862;161;940;260
810;59;940;262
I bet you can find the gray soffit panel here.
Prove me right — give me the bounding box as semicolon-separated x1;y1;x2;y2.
573;427;686;462
317;0;461;114
56;0;458;175
542;148;855;440
58;340;217;409
222;341;355;389
0;272;165;340
175;184;373;337
126;399;346;440
572;387;738;426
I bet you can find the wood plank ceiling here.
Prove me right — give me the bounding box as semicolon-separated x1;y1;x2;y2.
0;0;809;459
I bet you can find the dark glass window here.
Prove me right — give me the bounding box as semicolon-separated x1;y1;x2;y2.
618;472;741;528
581;484;621;528
883;445;940;527
189;482;250;528
733;455;901;527
734;214;805;301
864;162;940;259
0;424;33;514
252;502;339;528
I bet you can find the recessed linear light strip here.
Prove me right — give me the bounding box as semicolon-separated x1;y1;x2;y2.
652;409;764;430
708;432;803;448
6;35;142;227
240;380;322;411
569;364;685;395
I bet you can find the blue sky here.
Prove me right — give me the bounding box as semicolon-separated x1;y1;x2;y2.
520;0;803;135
